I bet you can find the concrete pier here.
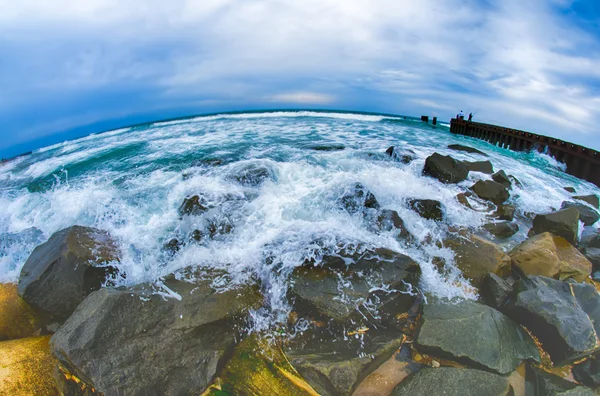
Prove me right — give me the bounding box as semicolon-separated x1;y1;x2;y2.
450;118;600;187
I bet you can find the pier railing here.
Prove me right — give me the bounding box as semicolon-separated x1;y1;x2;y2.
450;118;600;187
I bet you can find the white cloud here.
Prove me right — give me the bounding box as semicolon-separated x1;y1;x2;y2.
265;92;335;105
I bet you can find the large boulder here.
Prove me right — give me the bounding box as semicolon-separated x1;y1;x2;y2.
337;183;380;214
529;208;580;245
0;283;43;341
561;201;600;226
444;234;511;286
18;226;121;322
471;180;510;205
408;199;444;221
463;160;494;174
415;298;539;374
51;276;263;395
483;221;519;238
392;367;512;396
574;194;600;209
503;276;600;364
289;248;420;324
509;232;591;282
447;144;488;156
492;170;512;189
423;153;469;183
493;204;516;221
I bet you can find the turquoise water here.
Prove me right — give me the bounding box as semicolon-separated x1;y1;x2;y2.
1;110;598;321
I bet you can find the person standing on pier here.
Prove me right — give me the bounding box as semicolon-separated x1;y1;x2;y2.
468;113;473;122
459;110;464;120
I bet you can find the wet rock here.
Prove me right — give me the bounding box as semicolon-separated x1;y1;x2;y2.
583;248;600;272
0;336;58;396
504;276;600;364
456;192;495;212
208;217;234;238
415;298;539;374
574;194;600;209
564;186;577;193
0;283;43;341
509;175;523;189
338;183;380;214
447;144;488;156
573;356;600;388
423;153;469;184
229;163;275;186
494;204;516;221
444;234;511;286
51;276;263;395
408;199;444;221
18;226;121;323
289;248;420;324
179;195;208;216
164;238;182;254
492;170;512;189
393;367;512;396
194;157;224;167
471;180;510;205
580;227;600;249
376;209;411;239
191;229;205;242
484;221;519;238
529;208;580;245
463;160;494;174
527;365;596;396
309;144;345;151
480;273;515;310
561;201;600;226
509;232;591;282
386;146;415;164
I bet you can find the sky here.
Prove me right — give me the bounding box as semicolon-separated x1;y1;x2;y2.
1;0;600;158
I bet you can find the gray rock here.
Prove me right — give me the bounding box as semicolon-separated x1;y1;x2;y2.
308;144;345;151
480;273;515;310
415;298;539;374
492;170;512;189
376;209;411;239
494;204;516;221
392;367;512;396
463;160;494;174
584;248;600;272
529;208;580;245
561;201;600;226
447;144;488;156
51;276;263;396
509;175;523;189
580;227;600;249
527;365;596;396
423;153;469;183
408;199;444;221
228;163;275;186
386;146;415;164
573;355;600;388
484;221;519;238
179;195;208;216
338;183;380;214
472;180;510;205
574;194;600;209
504;276;600;364
564;186;576;193
18;226;121;322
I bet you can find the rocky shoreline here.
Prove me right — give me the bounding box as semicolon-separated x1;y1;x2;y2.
2;144;600;395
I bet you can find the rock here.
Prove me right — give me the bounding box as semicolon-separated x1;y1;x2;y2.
164;238;182;254
0;336;58;395
289;248;420;324
509;232;591;282
17;226;121;323
508;175;523;189
480;273;515;310
415;298;539;374
0;283;43;341
447;144;488;156
580;227;600;249
195;157;224;166
179;195;208;216
385;146;415;163
584;248;600;271
504;276;600;364
456;192;495;212
423;153;469;183
493;204;516;221
204;334;319;395
408;199;444;221
308;144;345;151
564;186;577;193
392;367;512;396
561;201;600;226
51;275;263;395
338;183;380;214
492;170;512;189
529;208;580;245
573;356;600;388
207;217;234;238
527;365;596;395
376;209;411;239
229;163;275;186
574;194;600;209
472;180;510;205
444;234;511;286
191;229;205;242
463;160;494;174
484;221;519;238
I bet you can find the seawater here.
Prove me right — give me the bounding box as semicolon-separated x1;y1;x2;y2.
1;110;598;322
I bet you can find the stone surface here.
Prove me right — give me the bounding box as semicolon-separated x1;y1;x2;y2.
392;367;512;396
492;170;512;189
376;209;411;239
573;355;600;388
415;298;539;374
423;153;469;183
484;221;519;238
179;195;208;216
0;336;58;396
456;192;495;212
447;144;488;156
18;226;121;322
472;180;510;205
564;187;576;193
529;208;580;245
0;283;43;341
408;199;444;221
228;162;275;186
308;144;345;151
463;160;494;174
51;276;263;395
580;227;600;249
444;234;511;285
584;247;600;271
504;276;600;364
480;273;515;310
494;204;516;221
561;201;600;226
574;194;600;209
386;146;415;164
338;183;380;214
510;232;591;282
527;365;596;396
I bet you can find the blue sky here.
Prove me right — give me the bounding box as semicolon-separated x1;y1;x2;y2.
1;0;600;158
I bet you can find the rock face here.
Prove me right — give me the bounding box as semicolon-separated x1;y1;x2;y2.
17;226;121;322
580;227;600;249
471;180;510;205
376;209;411;239
386;146;415;164
392;367;512;396
444;235;511;285
561;201;600;226
289;248;420;323
573;355;600;388
504;276;600;364
509;233;591;282
415;298;539;375
527;366;595;396
584;248;600;272
529;208;579;245
423;153;469;183
0;283;43;341
179;195;208;216
492;170;512;189
494;204;516;221
408;199;444;221
51;276;263;395
484;221;519;238
463;160;494;174
447;144;488;156
229;163;275;186
480;273;515;310
574;194;600;209
338;183;380;214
